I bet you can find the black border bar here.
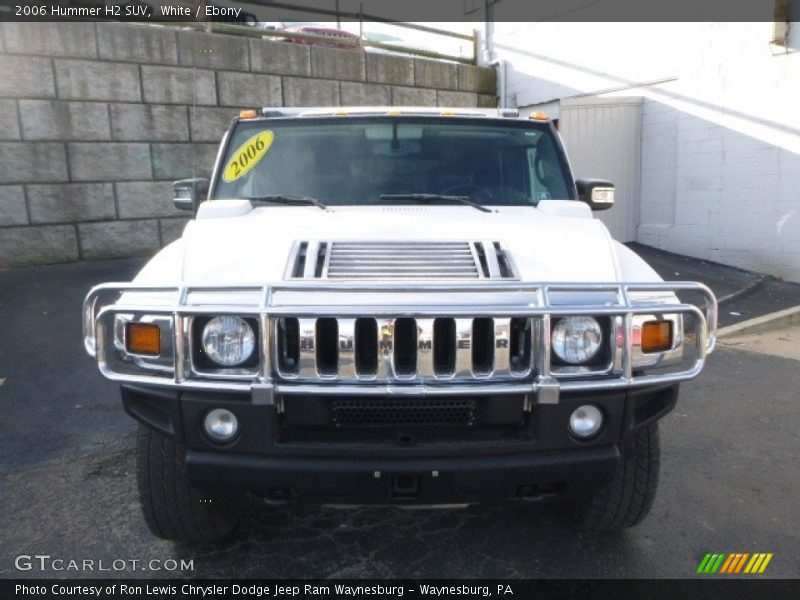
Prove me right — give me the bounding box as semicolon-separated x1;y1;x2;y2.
0;0;788;23
2;579;800;600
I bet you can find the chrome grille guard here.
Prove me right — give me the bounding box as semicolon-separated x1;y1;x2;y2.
83;281;717;403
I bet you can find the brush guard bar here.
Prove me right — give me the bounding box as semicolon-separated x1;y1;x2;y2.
83;281;717;404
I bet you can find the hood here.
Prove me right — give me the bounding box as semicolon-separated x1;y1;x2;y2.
138;204;622;285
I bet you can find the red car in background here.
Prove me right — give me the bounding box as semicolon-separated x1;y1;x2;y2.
256;21;361;50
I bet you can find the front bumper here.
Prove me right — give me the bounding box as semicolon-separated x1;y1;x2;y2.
185;446;620;504
122;382;678;503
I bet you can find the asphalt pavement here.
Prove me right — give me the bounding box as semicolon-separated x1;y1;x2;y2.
1;247;799;579
629;243;800;328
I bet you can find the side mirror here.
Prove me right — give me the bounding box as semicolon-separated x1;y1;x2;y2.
172;178;209;213
575;179;615;211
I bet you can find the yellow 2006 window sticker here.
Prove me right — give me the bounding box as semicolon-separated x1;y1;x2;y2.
222;131;274;183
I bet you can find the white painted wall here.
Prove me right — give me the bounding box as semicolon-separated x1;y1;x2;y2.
493;22;800;281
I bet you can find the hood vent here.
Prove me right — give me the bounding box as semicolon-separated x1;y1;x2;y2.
287;241;517;280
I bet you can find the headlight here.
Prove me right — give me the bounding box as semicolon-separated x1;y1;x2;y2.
201;316;256;367
552;316;602;364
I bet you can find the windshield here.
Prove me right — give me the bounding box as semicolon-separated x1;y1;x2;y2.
212;117;575;206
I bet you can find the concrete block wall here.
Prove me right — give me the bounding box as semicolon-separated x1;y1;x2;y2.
0;22;497;267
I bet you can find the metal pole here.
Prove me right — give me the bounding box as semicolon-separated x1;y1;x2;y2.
484;0;495;62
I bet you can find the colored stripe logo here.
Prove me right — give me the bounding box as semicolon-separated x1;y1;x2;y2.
697;553;773;574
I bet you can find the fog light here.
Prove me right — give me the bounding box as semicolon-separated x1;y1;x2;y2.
569;405;603;439
203;408;239;443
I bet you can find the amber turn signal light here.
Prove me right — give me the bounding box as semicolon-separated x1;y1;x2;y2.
641;320;673;353
126;323;161;355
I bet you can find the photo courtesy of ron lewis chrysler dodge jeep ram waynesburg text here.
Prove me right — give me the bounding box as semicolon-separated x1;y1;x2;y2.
82;106;718;542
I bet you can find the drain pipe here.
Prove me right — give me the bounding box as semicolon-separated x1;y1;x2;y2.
486;58;507;109
480;9;507;109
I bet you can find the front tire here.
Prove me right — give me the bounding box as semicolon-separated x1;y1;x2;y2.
136;424;241;543
575;423;661;532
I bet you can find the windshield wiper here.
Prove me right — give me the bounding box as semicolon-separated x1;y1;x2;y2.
244;195;327;210
379;194;492;213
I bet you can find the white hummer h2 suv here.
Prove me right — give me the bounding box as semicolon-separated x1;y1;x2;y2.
83;106;717;542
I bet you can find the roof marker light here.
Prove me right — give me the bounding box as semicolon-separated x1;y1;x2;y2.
530;111;549;121
239;110;258;119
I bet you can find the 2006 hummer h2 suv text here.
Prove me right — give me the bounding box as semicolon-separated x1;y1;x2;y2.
83;107;717;542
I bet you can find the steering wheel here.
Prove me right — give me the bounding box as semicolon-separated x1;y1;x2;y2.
381;179;415;195
441;184;493;204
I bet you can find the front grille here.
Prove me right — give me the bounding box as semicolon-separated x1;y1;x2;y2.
275;316;533;382
332;399;475;428
287;240;517;280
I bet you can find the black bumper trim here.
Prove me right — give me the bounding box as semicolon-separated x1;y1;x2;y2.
185;446;620;503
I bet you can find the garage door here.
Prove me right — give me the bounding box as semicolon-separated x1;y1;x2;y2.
559;96;643;242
